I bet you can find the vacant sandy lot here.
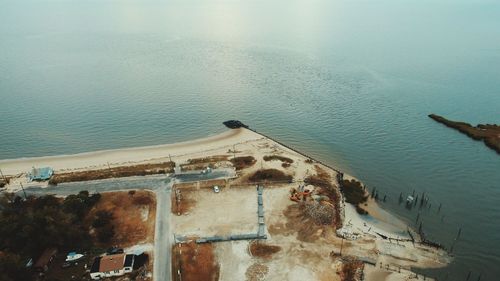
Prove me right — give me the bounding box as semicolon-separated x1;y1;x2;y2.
172;186;259;237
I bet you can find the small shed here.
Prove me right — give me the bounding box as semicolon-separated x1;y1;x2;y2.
34;248;58;272
28;167;54;182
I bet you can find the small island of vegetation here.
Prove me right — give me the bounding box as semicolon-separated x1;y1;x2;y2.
429;114;500;154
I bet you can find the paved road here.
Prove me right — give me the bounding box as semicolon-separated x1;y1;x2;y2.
13;168;235;281
153;178;172;281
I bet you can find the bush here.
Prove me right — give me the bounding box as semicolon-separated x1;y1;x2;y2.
282;162;291;168
48;178;58;185
249;169;292;182
340;179;369;215
96;225;115;243
263;155;294;163
340;179;368;205
304;175;332;189
92;210;113;228
355;205;368;215
230;156;256;170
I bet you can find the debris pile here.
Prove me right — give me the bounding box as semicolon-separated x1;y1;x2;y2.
304;201;335;225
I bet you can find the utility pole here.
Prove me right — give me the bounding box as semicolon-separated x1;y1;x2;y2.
20;182;27;200
340;237;344;256
0;168;7;182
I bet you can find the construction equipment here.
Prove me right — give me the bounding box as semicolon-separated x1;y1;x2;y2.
289;189;311;202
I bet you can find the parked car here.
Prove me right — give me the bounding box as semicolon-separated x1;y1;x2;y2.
213;185;220;193
66;252;84;262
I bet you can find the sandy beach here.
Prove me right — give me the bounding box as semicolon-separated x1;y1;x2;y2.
0;128;262;176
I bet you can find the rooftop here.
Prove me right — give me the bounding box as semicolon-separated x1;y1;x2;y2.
28;167;53;181
99;254;125;272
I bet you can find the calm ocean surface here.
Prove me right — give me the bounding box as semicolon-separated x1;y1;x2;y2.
1;0;500;279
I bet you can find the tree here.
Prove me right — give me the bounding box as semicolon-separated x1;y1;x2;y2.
0;253;31;281
96;225;115;243
92;210;113;228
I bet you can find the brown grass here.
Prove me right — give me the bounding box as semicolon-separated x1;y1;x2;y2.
171;188;197;215
304;175;332;189
304;165;333;189
182;155;229;171
267;203;325;242
248;169;292;183
340;258;363;281
49;162;175;184
171;242;219;281
187;155;229;165
230;156;257;170
174;179;226;190
249;241;281;258
303;166;342;229
85;190;156;247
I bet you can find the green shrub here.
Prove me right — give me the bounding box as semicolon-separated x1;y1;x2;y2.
340;179;368;205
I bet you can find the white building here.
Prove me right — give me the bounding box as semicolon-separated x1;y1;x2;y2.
90;253;134;280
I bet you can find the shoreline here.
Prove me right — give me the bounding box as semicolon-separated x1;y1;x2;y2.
0;128;262;176
1;127;431;240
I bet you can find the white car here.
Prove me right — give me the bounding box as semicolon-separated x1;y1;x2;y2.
213;185;220;193
66;252;84;262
